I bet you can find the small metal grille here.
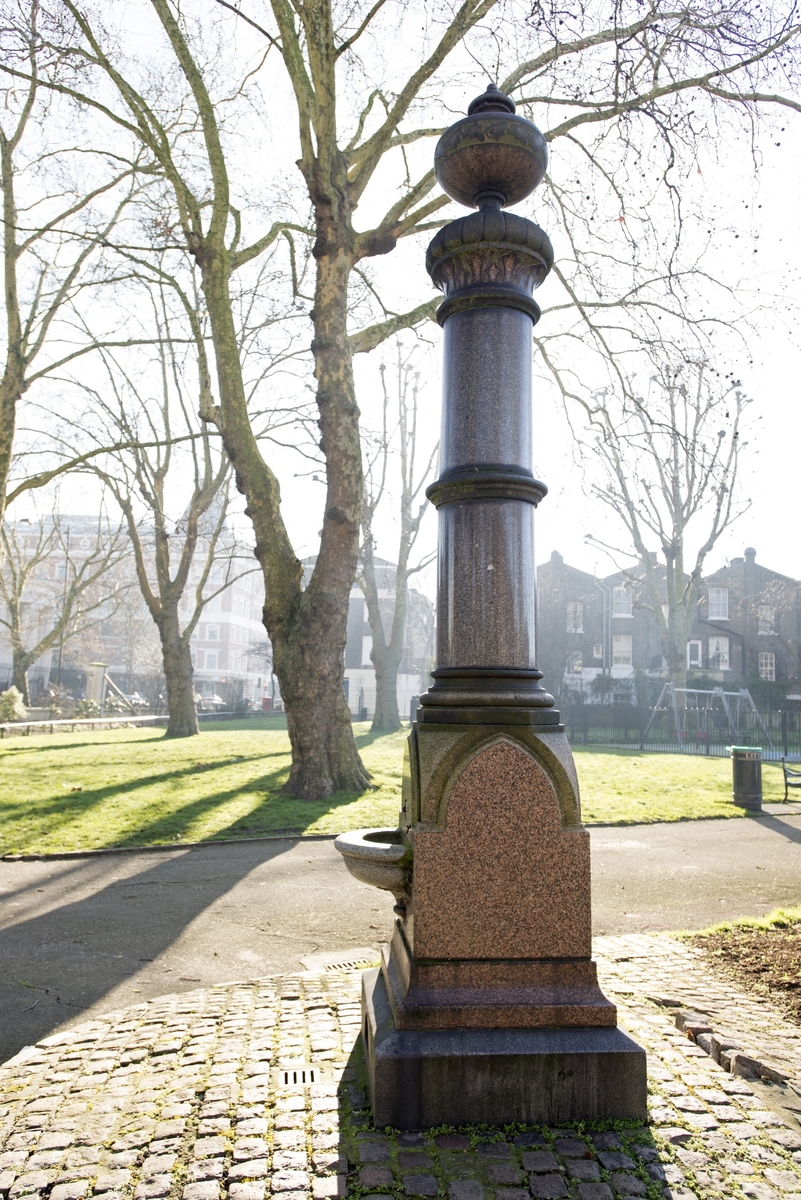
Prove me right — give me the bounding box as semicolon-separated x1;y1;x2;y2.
323;956;374;971
272;1063;330;1088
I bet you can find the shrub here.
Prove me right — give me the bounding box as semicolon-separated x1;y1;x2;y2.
75;698;102;718
0;687;28;721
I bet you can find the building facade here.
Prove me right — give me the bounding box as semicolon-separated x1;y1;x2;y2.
537;547;801;701
0;515;269;708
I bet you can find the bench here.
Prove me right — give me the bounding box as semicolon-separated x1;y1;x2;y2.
781;757;801;801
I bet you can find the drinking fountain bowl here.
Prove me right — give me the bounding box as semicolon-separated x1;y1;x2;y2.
333;827;412;909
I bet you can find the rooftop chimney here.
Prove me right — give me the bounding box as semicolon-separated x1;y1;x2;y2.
744;547;757;564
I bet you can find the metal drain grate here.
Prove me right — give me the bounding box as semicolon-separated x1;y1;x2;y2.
299;947;378;973
272;1063;332;1088
324;956;374;971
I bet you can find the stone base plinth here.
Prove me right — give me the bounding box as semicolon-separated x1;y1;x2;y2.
382;925;616;1030
362;967;647;1129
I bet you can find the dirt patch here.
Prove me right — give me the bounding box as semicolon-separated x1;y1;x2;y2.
690;918;801;1025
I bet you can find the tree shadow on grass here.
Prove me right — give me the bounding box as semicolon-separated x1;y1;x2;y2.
4;755;399;854
0;716;290;758
1;725;405;855
106;771;363;849
0;751;292;853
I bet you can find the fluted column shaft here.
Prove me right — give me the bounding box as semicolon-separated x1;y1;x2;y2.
418;203;556;724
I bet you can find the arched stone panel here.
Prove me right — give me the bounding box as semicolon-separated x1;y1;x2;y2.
412;739;591;960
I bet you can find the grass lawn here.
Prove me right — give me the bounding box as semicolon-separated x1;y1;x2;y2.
0;718;787;855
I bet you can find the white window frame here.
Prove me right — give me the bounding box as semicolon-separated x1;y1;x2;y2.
207;625;220;642
612;587;633;617
567;652;583;674
593;643;603;660
758;651;775;682
708;636;729;670
566;601;584;633
205;652;217;670
758;605;775;635
687;640;703;670
708;587;729;620
612;633;633;666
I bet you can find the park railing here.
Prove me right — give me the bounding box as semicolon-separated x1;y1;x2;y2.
0;710;279;738
561;702;801;761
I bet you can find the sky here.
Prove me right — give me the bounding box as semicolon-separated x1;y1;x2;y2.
17;0;801;603
235;13;801;593
283;131;801;594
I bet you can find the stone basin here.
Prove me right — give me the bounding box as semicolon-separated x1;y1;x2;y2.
333;827;412;910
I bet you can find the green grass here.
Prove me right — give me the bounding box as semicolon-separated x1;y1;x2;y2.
0;719;788;855
573;745;785;824
683;905;801;938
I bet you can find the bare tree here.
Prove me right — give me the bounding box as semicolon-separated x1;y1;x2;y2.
360;347;436;732
106;586;163;694
0;2;159;522
81;286;242;737
586;360;750;689
10;0;801;795
0;506;126;703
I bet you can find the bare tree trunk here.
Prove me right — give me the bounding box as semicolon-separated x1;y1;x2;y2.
158;608;198;738
200;209;369;798
360;351;433;734
372;655;403;732
274;602;365;797
0;133;23;527
12;652;30;704
665;650;688;692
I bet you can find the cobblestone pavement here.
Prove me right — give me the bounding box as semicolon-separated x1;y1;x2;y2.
2;936;801;1200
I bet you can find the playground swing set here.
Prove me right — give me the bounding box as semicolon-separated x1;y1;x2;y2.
643;683;773;752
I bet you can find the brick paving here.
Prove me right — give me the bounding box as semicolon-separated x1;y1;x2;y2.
1;937;800;1200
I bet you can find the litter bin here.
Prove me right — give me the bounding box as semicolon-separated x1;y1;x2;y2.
730;746;762;811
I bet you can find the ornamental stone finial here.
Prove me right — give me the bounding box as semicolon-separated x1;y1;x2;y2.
427;89;553;328
434;83;548;210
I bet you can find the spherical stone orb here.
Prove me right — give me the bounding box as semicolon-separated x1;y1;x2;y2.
435;84;548;210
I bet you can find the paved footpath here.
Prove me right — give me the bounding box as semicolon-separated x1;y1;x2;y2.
2;935;801;1200
3;809;801;1065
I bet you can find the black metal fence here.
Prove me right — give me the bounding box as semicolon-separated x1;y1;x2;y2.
561;703;801;761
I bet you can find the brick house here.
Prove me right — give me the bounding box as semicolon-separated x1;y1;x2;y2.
537;547;801;699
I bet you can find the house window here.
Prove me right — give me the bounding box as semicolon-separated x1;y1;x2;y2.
708;587;729;620
567;652;583;674
207;625;220;641
612;587;632;617
612;634;632;666
361;635;373;667
566;602;583;633
593;644;603;660
758;651;775;682
206;652;217;670
758;605;775;635
687;640;703;670
708;636;729;670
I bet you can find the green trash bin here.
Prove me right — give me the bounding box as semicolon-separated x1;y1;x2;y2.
729;746;762;811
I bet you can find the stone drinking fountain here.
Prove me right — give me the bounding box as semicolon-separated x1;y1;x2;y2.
335;83;647;1129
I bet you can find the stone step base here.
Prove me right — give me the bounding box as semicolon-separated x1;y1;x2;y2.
362;967;648;1128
